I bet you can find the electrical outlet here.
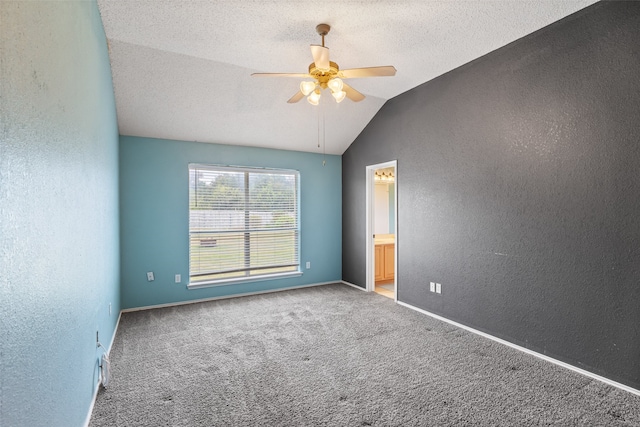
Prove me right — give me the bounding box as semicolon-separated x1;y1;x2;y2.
436;283;442;294
147;271;154;281
430;282;435;292
175;274;181;283
306;262;311;269
109;303;112;316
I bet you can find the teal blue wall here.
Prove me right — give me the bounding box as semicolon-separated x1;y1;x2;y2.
119;136;342;309
0;1;120;426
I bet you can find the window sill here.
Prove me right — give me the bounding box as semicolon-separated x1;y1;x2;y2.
187;271;303;290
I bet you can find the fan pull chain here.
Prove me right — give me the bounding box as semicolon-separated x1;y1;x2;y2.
317;104;321;148
323;106;326;166
314;99;326;166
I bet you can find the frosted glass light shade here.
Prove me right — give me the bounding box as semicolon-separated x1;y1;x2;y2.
307;91;321;105
300;81;316;96
327;77;343;93
332;90;346;103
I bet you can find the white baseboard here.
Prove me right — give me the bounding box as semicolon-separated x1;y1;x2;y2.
340;280;366;291
106;310;122;354
121;281;338;313
397;301;640;397
83;310;123;427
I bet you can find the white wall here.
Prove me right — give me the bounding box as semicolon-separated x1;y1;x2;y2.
374;182;390;234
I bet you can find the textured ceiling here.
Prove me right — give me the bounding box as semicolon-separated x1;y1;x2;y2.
97;0;597;155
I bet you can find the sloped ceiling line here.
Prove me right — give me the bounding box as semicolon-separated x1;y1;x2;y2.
98;0;597;154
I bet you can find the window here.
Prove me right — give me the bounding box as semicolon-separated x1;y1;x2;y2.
188;164;300;287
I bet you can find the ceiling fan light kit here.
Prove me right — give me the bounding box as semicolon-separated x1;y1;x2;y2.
332;91;346;103
307;90;321;106
327;77;343;93
252;23;396;105
300;81;316;96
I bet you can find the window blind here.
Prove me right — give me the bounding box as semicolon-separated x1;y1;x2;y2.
189;164;300;284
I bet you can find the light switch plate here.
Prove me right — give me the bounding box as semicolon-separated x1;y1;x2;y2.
430;282;435;292
147;271;154;281
436;283;442;294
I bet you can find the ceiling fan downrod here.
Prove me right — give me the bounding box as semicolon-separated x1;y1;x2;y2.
316;23;330;47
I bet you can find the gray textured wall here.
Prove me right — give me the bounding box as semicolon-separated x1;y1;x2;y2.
342;1;640;390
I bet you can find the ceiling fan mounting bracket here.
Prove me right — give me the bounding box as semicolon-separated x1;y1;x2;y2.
315;23;330;37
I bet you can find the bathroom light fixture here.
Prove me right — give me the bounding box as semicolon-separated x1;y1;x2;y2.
375;170;395;182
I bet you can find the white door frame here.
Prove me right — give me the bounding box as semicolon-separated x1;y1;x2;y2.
366;160;398;302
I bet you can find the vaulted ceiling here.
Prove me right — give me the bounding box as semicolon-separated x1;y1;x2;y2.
97;0;597;155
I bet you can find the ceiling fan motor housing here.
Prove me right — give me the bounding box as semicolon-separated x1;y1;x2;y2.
308;61;340;89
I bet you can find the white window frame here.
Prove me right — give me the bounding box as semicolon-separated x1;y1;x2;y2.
188;164;302;289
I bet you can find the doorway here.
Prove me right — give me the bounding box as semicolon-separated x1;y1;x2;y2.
366;160;397;301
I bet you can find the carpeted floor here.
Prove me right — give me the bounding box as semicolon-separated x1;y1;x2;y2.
90;283;640;426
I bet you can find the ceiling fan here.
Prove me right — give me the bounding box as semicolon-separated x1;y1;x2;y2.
252;23;396;105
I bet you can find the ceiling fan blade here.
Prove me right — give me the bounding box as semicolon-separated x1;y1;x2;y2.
310;45;330;71
339;66;397;79
287;91;305;104
251;72;311;78
343;82;365;102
